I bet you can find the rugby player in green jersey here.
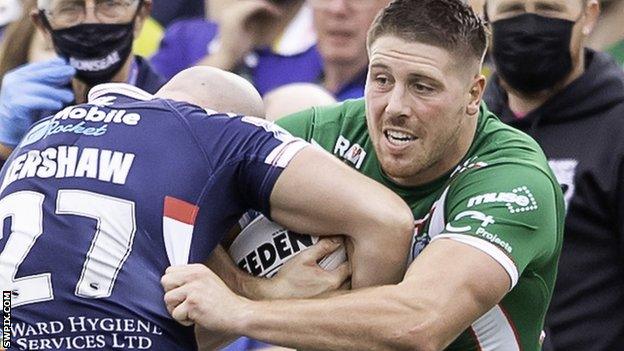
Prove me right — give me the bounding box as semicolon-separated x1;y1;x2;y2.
161;0;565;349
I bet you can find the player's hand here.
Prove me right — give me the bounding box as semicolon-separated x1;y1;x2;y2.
265;238;351;299
202;0;281;69
162;264;250;332
0;58;75;147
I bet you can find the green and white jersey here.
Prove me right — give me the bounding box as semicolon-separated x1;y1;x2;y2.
277;98;565;351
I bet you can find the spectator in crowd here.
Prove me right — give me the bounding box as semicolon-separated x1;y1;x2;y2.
0;0;166;160
152;0;389;100
483;0;624;349
265;0;391;102
307;0;389;100
588;0;624;66
151;0;320;96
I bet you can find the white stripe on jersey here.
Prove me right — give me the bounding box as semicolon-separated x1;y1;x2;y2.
470;305;521;351
88;83;155;103
264;140;309;168
163;217;194;266
432;234;519;289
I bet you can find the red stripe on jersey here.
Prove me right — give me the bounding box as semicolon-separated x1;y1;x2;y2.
164;196;199;225
500;305;523;351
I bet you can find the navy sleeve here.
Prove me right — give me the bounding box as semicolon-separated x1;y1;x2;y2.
226;116;308;217
173;101;308;218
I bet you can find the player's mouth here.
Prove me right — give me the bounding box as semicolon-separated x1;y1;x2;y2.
383;129;417;149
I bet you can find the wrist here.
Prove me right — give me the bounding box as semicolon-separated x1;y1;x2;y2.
240;274;279;300
232;297;258;335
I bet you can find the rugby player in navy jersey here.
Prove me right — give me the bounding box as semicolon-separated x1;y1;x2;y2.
0;66;413;350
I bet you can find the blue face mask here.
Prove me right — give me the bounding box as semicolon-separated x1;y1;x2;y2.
491;13;575;94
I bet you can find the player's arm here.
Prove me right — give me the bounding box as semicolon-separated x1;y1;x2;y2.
268;145;413;287
244;239;510;350
164;165;562;349
206;240;351;300
164;239;509;350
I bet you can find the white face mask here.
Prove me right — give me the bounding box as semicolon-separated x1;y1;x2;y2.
0;0;22;27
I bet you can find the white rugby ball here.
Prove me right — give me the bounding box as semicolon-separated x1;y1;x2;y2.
229;214;347;277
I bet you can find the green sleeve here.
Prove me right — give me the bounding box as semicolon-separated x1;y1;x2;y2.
437;164;563;287
275;108;315;141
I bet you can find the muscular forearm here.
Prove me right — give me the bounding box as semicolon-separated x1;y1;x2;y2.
206;245;271;300
236;285;435;351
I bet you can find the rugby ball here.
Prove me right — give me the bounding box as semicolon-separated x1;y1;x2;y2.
229;214;347;277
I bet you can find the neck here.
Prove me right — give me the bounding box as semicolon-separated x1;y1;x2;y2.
507;54;585;115
72;55;135;104
323;58;367;94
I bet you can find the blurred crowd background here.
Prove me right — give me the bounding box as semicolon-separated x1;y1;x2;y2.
0;0;619;115
0;0;623;351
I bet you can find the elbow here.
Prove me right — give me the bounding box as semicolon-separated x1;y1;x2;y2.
379;200;414;261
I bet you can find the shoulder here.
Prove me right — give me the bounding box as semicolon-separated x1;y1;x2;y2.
470;107;552;176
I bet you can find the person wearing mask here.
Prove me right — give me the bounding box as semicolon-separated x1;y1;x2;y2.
0;0;166;160
483;0;624;350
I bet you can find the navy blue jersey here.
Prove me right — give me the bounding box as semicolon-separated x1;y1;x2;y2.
0;83;307;350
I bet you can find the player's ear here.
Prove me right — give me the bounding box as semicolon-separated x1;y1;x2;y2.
466;74;485;116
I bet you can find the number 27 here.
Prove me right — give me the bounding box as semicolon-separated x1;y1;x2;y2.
0;190;136;307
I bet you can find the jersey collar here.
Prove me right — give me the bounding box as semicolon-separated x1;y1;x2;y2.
87;83;155;103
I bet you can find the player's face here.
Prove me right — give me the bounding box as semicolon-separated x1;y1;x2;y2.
311;0;389;66
365;36;479;186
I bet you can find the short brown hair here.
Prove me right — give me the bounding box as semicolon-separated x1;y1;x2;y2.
367;0;488;64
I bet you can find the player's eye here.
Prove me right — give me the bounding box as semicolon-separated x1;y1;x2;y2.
412;82;435;95
373;74;392;89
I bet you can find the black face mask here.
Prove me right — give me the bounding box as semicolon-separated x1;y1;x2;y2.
491;13;575;94
43;15;136;86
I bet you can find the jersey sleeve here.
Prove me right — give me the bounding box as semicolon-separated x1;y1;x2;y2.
433;164;563;289
275;107;315;141
232;116;309;217
177;100;309;218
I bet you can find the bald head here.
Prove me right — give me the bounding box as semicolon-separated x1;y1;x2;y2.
156;66;265;117
264;83;337;122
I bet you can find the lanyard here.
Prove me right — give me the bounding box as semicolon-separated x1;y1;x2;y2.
126;58;139;86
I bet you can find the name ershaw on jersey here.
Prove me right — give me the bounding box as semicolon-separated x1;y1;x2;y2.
0;146;135;192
